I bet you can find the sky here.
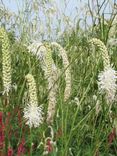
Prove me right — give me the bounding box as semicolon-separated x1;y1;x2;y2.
1;0;88;32
2;0;116;24
1;0;116;40
2;0;81;19
2;0;115;14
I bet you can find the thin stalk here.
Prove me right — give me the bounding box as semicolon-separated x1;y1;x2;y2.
30;128;32;156
64;76;94;156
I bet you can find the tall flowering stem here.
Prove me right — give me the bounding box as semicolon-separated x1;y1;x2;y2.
90;38;117;103
51;42;71;101
0;28;11;153
23;74;43;128
44;43;58;124
28;42;58;124
0;28;11;95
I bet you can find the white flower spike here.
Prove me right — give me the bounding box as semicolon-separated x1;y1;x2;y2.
24;104;43;128
98;67;117;103
23;74;43;128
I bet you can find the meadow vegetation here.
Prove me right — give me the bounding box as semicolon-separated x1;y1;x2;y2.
0;0;117;155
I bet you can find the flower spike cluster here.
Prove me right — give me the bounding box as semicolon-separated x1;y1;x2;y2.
23;74;43;128
0;28;11;94
51;42;71;101
28;42;58;124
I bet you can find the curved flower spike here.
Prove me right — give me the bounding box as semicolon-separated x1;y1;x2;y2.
51;42;71;102
89;38;110;68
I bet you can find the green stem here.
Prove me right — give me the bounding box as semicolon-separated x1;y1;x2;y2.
30;128;32;156
64;75;94;156
4;96;9;155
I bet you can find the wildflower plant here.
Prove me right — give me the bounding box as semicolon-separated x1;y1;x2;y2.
23;74;43;128
90;38;117;103
44;43;58;124
0;1;117;155
89;38;110;68
28;42;58;124
0;28;11;95
51;42;71;101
